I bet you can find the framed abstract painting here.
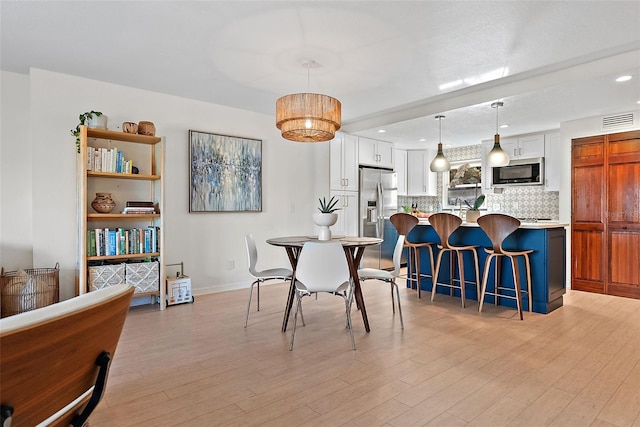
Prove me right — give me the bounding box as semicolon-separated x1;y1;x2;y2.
189;130;262;212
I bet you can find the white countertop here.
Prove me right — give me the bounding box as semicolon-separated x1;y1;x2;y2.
417;219;567;229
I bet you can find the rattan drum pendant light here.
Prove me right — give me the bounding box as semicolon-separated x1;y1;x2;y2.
276;60;341;143
486;101;510;167
429;115;451;172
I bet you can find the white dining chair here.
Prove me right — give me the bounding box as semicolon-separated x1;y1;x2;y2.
358;234;405;329
244;234;293;327
289;241;355;351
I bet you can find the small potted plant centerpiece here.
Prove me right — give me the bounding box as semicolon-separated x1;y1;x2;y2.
313;196;341;240
464;193;485;223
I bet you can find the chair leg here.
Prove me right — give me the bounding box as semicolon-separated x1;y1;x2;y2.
391;279;404;329
244;279;259;328
390;282;396;314
510;256;524;320
470;248;481;300
478;254;495;313
431;249;446;302
457;250;466;308
289;291;303;351
523;254;533;312
414;247;422;299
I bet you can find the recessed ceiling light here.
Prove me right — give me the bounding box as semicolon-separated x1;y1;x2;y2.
419;138;426;142
616;75;632;82
377;129;386;133
500;124;509;129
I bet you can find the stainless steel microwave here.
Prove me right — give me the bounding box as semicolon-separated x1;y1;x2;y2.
492;157;544;187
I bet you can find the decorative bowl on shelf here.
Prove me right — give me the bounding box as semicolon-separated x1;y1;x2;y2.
91;192;115;213
122;122;138;133
137;121;156;136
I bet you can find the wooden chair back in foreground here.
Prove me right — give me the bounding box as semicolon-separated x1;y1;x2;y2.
428;212;480;308
0;284;134;427
477;214;533;320
389;213;435;299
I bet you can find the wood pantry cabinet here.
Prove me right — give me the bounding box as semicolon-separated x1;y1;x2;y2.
571;130;640;299
77;126;166;308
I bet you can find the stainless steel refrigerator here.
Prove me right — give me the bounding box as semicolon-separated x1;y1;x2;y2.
359;167;398;270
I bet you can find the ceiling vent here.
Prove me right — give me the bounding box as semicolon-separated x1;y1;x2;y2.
602;112;635;130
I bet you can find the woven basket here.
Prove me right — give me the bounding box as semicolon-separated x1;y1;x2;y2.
1;264;60;317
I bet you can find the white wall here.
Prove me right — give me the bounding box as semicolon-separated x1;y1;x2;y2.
2;68;329;300
0;71;33;270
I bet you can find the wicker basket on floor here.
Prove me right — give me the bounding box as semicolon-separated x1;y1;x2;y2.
1;263;60;318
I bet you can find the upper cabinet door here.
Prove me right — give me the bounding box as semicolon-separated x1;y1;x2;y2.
518;134;545;158
394;149;407;196
358;137;378;167
330;132;359;191
358;137;393;169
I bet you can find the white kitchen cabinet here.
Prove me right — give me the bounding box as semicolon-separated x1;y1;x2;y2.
358;137;393;169
394;149;407;196
501;134;544;159
544;132;560;191
406;150;437;196
330;132;359;191
329;190;359;237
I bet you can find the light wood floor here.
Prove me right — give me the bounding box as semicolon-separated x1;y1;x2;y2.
90;282;640;426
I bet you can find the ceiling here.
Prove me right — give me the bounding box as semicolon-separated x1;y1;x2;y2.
2;1;639;148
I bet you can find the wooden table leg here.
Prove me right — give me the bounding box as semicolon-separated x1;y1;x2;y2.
281;247;299;333
345;246;370;333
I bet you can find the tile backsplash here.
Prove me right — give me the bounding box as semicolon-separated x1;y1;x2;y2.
398;144;559;220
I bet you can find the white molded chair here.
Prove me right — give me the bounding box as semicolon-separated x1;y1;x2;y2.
0;284;134;427
290;241;355;351
358;235;405;329
244;234;293;327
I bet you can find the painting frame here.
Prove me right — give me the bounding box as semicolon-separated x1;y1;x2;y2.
189;130;262;213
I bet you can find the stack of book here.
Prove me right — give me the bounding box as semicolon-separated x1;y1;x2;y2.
122;201;157;214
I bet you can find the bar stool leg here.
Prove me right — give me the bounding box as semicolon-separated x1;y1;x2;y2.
510;255;523;320
456;250;465;307
430;249;446;302
523;254;532;312
478;254;495;313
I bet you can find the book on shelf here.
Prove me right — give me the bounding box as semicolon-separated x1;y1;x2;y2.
86;146;133;174
126;201;155;207
122;207;157;214
87;227;161;257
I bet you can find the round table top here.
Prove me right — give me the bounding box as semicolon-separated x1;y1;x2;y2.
266;235;383;248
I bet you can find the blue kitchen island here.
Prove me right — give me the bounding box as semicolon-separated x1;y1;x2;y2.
407;221;567;314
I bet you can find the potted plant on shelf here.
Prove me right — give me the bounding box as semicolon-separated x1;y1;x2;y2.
313;196;341;241
71;111;106;153
464;193;485;223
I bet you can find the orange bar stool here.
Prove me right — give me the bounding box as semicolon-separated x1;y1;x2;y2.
477;214;533;320
428;213;480;308
390;213;435;298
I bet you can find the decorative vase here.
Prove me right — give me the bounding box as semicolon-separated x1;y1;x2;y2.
91;192;116;213
87;114;108;129
466;210;481;223
122;122;138;133
137;121;156;136
313;213;339;241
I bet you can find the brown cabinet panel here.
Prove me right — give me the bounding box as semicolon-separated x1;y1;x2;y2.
573;165;605;223
572;229;605;283
609;231;640;286
608;131;640;164
572;135;604;166
572;130;639;300
608;162;640;223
